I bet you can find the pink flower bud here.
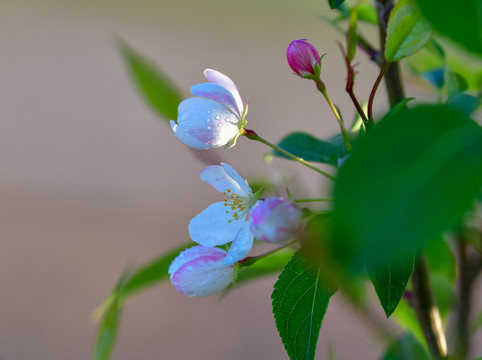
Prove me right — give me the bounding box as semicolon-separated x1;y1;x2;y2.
286;39;322;79
249;198;302;244
169;246;234;297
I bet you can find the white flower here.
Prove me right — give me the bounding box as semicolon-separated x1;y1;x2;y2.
169;246;234;297
170;69;246;149
189;163;257;265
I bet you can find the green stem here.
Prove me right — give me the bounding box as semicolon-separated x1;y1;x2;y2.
243;129;336;181
293;198;333;203
314;78;352;152
238;238;299;267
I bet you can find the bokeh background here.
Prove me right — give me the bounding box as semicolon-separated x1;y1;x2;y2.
1;0;480;359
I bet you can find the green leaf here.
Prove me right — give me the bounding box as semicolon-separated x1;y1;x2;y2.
117;39;183;121
332;105;482;271
392;300;426;348
385;0;432;62
93;272;129;360
272;250;336;360
346;3;360;62
447;93;481;116
93;243;192;320
416;0;482;55
425;237;456;282
275;132;346;166
381;333;430;360
367;255;414;318
445;70;469;100
328;0;345;10
121;242;191;296
430;274;457;320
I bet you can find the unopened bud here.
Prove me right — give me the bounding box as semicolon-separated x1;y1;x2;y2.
286;39;322;79
249;197;302;244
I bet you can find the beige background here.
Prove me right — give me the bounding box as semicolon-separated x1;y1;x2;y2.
1;0;480;359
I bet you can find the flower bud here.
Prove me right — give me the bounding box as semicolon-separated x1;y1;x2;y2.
286;39;322;79
249;197;302;244
169;246;234;297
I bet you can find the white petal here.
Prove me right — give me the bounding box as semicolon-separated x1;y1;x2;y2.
204;69;244;116
168;245;227;275
170;120;213;149
200;163;252;197
223;221;254;265
177;97;240;148
189;202;245;247
191;83;240;117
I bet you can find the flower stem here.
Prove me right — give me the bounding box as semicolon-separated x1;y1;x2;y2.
337;42;374;130
243;129;336;181
314;78;352;152
293;198;333;203
367;61;390;122
238;238;299;267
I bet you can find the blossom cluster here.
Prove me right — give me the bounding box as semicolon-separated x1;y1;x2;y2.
168;69;305;297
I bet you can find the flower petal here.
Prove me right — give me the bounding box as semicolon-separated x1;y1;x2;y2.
189;202;245;247
204;69;244;116
191;83;240;117
170;246;234;297
200;163;252;197
177;97;241;148
223;221;254;265
168;245;227;275
170;120;213;149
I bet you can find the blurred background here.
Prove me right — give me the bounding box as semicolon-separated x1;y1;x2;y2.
1;0;480;359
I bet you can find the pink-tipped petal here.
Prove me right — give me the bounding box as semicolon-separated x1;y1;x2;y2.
204;69;244;116
177;97;240;148
170;246;234;297
249;197;302;243
191;83;240;117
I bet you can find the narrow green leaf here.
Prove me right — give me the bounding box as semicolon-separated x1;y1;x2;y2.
93;272;129;360
117;39;183;121
385;0;432;62
122;242;191;296
381;333;430;360
93;243;192;320
425;237;456;282
346;2;360;62
416;0;482;55
367;255;414;318
332;105;482;271
275;132;346;166
272;250;336;360
93;296;122;360
328;0;345;10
